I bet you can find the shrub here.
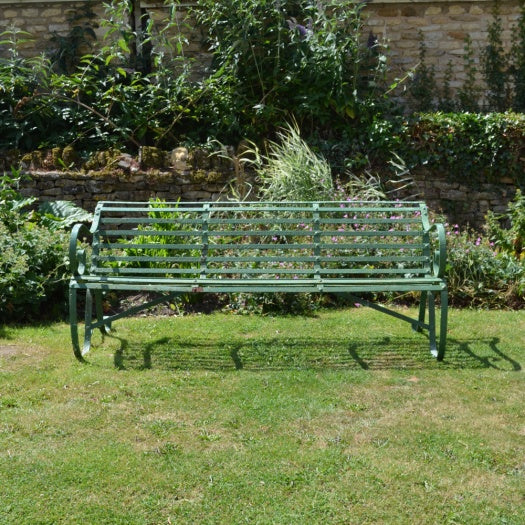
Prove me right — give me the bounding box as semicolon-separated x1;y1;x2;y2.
445;193;525;308
486;189;525;261
0;220;69;322
194;0;395;146
446;228;524;309
0;171;90;322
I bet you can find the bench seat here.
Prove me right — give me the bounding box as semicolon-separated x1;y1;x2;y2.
75;276;445;293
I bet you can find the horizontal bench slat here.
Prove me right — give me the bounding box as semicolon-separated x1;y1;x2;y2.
97;255;428;264
100;242;427;251
100;216;422;226
99;229;424;238
97;202;425;214
100;242;206;250
92;267;430;276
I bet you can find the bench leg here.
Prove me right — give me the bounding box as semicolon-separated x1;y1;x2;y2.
428;292;438;357
83;288;95;357
95;290;111;334
69;287;83;361
437;289;448;361
428;290;448;361
413;291;427;332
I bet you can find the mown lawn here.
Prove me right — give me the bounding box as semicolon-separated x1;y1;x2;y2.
0;308;523;524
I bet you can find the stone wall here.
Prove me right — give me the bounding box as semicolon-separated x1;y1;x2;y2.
409;169;518;226
18;160;519;227
17;146;253;212
0;1;521;91
3;1;522;226
19;170;232;210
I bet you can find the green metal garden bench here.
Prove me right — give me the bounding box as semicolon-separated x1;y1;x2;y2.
69;200;448;361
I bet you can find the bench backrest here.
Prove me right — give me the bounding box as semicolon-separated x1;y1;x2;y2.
88;201;436;280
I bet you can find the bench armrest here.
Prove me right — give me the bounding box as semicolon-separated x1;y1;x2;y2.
69;223;92;276
426;223;447;278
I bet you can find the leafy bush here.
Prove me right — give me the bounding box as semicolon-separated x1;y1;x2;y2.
446;227;524;309
0;171;91;322
185;1;395;147
0;0;402;174
445;193;525;308
486;189;525;260
0;3;196;153
0;220;69;322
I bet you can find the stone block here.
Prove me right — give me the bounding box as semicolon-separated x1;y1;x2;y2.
478;200;490;213
376;7;399;17
41;187;62;196
49;24;70;33
470;6;485;16
183;190;213;200
440;189;466;201
401;7;418;17
41;8;63;17
448;6;466;15
425;7;442;16
21;9;39;18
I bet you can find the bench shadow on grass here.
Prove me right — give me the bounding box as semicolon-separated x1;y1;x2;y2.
110;333;521;372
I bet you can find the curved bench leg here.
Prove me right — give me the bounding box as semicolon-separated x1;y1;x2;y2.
69;287;96;360
70;288;112;361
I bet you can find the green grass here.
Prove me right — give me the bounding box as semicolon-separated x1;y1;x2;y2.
0;308;524;524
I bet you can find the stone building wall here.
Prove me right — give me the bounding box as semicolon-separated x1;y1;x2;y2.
0;1;521;91
0;1;107;56
366;0;520;93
